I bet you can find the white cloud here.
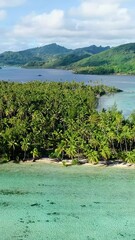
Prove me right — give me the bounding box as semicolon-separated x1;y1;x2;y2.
0;0;25;8
0;9;6;20
13;9;65;37
0;0;26;24
68;0;133;45
70;0;130;21
0;0;135;52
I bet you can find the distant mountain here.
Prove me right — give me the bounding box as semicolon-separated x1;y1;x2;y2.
73;45;110;55
1;42;135;74
0;43;110;67
23;45;110;69
24;43;71;55
72;43;135;74
0;43;71;66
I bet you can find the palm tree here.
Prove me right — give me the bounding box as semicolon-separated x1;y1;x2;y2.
55;140;67;159
21;138;30;161
87;149;99;164
31;147;39;162
121;125;131;152
8;139;18;160
125;149;135;163
99;143;111;161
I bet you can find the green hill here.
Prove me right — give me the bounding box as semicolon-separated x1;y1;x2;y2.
0;43;110;67
74;45;110;55
23;53;91;69
0;43;71;66
1;42;135;74
24;45;109;69
72;43;135;74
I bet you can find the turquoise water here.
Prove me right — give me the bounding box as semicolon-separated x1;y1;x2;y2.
98;91;135;118
0;162;135;240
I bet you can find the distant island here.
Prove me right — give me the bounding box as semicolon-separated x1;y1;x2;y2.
1;42;135;74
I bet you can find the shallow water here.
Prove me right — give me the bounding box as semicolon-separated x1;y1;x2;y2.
98;91;135;118
0;162;135;240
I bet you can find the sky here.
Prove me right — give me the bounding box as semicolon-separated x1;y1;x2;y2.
0;0;135;52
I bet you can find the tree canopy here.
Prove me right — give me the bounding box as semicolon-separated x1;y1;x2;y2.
0;80;134;164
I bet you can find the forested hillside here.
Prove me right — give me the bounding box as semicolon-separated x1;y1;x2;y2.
0;43;71;66
73;43;135;74
2;42;135;75
0;43;109;67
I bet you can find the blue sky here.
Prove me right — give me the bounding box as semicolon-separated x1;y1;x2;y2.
0;0;135;52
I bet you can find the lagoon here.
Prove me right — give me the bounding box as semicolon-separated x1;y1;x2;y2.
1;67;135;89
1;67;135;116
0;162;135;240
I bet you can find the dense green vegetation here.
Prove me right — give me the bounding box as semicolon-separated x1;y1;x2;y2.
0;43;109;67
2;42;135;75
74;66;115;75
0;43;71;66
73;43;135;74
0;80;135;165
23;53;90;69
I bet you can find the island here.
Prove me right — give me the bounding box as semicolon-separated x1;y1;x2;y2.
1;43;135;75
0;80;134;165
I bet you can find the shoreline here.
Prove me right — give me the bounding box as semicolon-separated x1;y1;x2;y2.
18;158;135;169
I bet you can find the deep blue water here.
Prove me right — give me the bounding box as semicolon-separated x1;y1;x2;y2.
1;67;135;117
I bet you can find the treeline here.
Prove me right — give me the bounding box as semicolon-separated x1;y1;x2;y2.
0;81;135;164
74;66;115;75
23;54;90;69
